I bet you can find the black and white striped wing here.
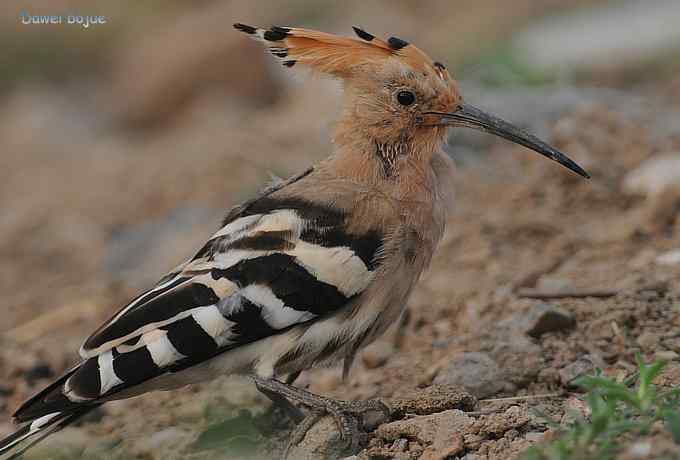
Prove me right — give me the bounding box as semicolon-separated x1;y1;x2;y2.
15;194;383;420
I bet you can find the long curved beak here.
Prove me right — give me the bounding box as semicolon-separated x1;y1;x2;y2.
428;104;590;178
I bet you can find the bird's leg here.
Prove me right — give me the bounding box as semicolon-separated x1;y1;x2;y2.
261;370;306;425
285;370;302;385
253;377;391;456
259;381;306;423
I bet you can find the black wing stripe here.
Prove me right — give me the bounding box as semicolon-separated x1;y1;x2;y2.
84;283;220;350
224;297;278;343
162;316;219;359
235;197;383;269
242;197;344;227
300;227;382;271
113;275;190;322
112;346;161;388
213;253;349;315
226;230;295;251
65;358;101;400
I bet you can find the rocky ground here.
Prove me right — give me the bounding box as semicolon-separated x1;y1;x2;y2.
2;1;680;459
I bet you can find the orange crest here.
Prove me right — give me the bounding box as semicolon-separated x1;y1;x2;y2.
234;24;452;83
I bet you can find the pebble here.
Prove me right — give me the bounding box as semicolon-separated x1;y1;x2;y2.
491;337;543;387
434;352;504;399
524;431;546;443
376;409;473;458
523;304;576;338
281;416;340;460
361;341;395;369
390;384;477;417
623;153;680;197
656;249;680;266
636;331;661;351
656;350;679;361
626;441;652;458
559;357;596;386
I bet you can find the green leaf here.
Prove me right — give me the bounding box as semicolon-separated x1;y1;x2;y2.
665;411;680;444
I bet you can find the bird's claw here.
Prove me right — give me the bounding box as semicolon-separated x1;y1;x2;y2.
254;377;391;459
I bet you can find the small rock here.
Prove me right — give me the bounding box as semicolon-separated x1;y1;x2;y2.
522;304;576;338
420;433;464;460
361;341;395;369
623;153;680;197
656;249;680;266
626;441;652;458
434;353;504;399
652;363;680;387
393;438;409;452
471;406;530;437
282;416;340;460
390;384;477;417
376;410;473;458
656;350;679;361
491;337;544;388
636;331;661;351
524;431;545;443
559;357;596;386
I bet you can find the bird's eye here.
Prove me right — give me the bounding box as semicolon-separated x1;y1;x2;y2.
396;90;415;106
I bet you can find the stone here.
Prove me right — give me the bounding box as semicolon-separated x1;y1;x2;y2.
656;350;679;361
491;337;544;388
636;331;661;351
390;384;478;417
524;431;546;443
522;304;576;338
470;406;530;438
625;441;652;458
652;363;680;388
284;416;340;460
559;357;596;386
656;249;680;266
376;410;473;459
434;352;504;399
623;153;680;197
361;340;395;369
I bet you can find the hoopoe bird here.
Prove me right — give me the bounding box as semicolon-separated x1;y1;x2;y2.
0;24;589;459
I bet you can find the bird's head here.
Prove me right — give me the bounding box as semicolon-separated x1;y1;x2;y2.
234;24;589;179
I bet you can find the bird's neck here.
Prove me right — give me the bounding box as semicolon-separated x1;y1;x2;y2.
327;125;447;204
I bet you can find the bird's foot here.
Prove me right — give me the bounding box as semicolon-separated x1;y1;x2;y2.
253;377;391;458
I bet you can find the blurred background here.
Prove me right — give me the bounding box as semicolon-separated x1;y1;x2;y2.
1;1;680;459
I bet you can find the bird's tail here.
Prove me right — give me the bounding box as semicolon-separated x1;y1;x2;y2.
0;408;92;459
0;366;97;459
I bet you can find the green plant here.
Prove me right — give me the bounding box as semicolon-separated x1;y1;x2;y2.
523;356;680;460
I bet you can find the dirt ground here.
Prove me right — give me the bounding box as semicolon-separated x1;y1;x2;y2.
1;1;680;459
